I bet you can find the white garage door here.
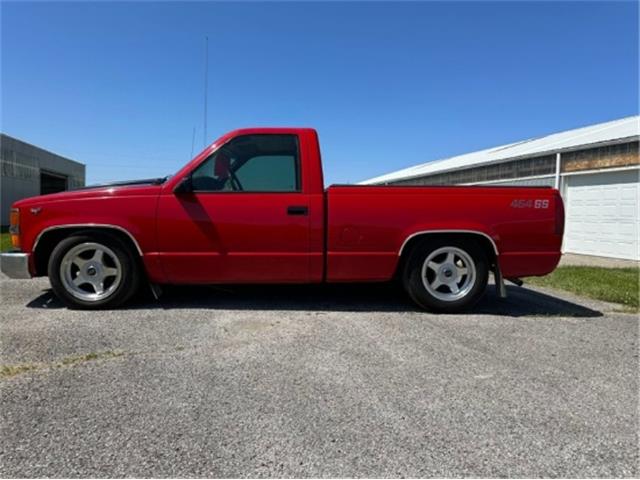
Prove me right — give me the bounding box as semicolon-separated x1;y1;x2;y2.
564;169;639;261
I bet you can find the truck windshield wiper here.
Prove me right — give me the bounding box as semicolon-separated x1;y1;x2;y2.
152;175;172;185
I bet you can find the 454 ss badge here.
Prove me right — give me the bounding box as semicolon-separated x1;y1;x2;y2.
510;199;550;209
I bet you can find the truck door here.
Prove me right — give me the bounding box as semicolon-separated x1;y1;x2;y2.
157;133;312;283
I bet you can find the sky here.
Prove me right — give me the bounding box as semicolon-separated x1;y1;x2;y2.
1;1;638;185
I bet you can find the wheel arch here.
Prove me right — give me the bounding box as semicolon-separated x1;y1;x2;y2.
32;225;143;277
395;230;498;278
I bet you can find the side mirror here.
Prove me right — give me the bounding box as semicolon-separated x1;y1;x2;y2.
173;175;193;194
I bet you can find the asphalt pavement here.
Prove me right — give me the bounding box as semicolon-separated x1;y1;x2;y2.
1;276;638;477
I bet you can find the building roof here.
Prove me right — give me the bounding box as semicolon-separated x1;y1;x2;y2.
1;133;85;167
360;116;640;185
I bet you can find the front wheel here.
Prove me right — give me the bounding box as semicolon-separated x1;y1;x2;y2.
48;233;141;309
403;238;489;313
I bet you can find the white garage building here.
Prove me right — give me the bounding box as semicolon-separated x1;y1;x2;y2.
361;116;640;261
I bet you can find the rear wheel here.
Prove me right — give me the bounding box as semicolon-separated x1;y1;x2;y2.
403;238;489;312
48;233;140;309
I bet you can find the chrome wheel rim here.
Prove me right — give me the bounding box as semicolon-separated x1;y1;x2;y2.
60;242;122;302
421;246;476;302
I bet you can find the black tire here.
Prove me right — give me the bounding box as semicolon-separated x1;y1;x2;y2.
47;232;141;309
402;237;489;313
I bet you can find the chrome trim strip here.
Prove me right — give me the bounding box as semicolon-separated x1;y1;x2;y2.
0;252;32;279
398;230;499;256
32;224;144;256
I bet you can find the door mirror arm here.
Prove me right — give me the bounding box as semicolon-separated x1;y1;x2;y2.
173;175;193;194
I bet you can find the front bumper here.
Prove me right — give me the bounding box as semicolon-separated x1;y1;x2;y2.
0;252;32;279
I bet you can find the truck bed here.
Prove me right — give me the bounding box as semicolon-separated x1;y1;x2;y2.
325;184;563;281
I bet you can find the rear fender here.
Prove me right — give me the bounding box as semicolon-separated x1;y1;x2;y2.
397;224;499;257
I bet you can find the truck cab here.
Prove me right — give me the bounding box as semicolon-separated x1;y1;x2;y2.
157;128;326;284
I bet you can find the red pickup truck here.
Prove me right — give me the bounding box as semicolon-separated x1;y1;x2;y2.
2;128;564;311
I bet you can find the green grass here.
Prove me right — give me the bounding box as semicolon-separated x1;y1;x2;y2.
1;364;39;378
528;266;639;310
1;350;125;379
0;231;11;251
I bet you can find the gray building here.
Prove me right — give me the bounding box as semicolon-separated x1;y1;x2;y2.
1;134;85;225
361;117;640;261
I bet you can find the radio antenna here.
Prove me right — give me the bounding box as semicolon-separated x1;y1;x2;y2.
190;126;196;158
203;35;209;147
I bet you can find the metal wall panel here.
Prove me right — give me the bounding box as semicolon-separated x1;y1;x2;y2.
0;134;85;225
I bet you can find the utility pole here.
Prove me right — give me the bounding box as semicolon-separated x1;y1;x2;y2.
203;35;209;147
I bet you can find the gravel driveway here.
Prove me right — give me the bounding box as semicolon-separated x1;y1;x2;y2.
1;277;638;477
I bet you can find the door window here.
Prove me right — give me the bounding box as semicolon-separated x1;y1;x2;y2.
191;134;300;192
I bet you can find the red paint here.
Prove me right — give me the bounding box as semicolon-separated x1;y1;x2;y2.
13;127;563;283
